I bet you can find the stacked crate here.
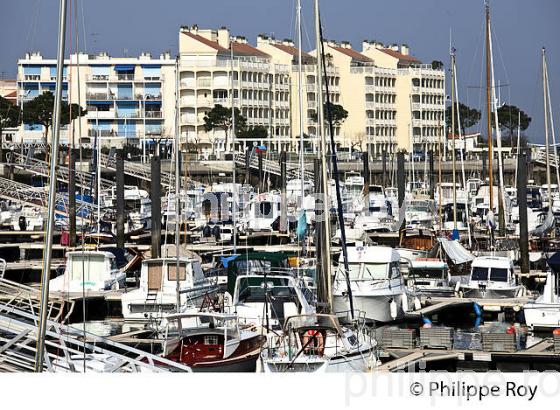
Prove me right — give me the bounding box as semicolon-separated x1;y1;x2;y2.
420;327;454;349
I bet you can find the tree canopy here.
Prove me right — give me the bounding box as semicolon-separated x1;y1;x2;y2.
445;102;481;135
203;104;247;151
238;125;268;140
312;102;348;127
22;91;86;145
491;104;531;147
431;60;444;70
0;96;21;160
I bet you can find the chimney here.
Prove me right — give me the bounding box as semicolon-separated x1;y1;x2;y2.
341;41;351;49
257;34;269;47
390;44;399;52
218;27;230;49
362;40;372;52
400;44;409;55
374;42;384;50
282;38;295;47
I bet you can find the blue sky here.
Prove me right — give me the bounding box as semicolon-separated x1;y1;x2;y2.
1;0;559;142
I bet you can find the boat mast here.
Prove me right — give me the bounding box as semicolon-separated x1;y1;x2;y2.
488;19;506;236
35;0;68;372
514;111;520;189
174;57;182;330
453;51;473;247
314;0;332;312
545;62;560;191
297;0;305;204
230;44;237;252
451;48;458;234
542;48;552;211
485;1;494;218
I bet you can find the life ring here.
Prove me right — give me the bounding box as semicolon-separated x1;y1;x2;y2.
302;329;324;355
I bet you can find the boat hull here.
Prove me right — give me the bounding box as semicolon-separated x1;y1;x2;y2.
523;302;560;329
333;293;406;323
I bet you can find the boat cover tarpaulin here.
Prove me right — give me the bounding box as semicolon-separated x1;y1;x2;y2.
437;237;474;265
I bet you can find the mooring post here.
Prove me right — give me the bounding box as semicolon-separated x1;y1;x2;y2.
397;151;406;239
151;151;161;258
116;149;125;249
363;151;370;197
429;150;435;199
258;150;263;192
279;151;287;233
382;149;387;188
68;148;77;247
517;151;530;274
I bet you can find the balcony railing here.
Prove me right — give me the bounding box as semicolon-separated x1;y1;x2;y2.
86;93;110;100
116;74;135;81
23;75;41;81
88;74;109;81
145;111;163;118
116;111;140;119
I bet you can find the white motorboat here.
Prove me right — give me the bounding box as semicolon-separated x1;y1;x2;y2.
435;182;467;207
50;250;125;293
261;313;377;372
333;246;410;323
241;191;282;233
405;199;435;230
121;257;218;321
461;256;523;299
524;270;560;329
405;258;454;297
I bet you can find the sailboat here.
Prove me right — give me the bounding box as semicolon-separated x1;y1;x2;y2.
261;0;377;372
522;48;560;328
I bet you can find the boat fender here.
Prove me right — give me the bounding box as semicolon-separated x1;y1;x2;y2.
414;296;422;311
202;225;212;237
390;299;398;320
473;302;482;317
212;225;221;241
454;281;461;293
401;293;409;312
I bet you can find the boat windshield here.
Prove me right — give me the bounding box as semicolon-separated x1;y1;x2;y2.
237;277;297;303
343;263;389;280
70;254;107;282
489;268;509;282
471;267;488;281
411;268;446;280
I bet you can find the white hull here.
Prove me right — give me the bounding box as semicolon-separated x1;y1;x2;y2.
262;348;375;373
524;302;560;328
333;292;406;323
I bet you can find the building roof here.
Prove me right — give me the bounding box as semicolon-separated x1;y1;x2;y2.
272;43;315;62
231;42;270;58
181;31;230;53
182;31;270;58
379;48;420;64
331;46;373;63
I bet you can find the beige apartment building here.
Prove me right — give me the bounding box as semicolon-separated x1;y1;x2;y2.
178;26;292;158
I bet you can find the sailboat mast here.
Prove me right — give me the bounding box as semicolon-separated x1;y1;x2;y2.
544;55;560;191
297;0;305;201
451;49;458;231
35;0;68;372
174;57;182;326
230;44;237;252
314;0;332;312
485;2;494;212
542;48;552;211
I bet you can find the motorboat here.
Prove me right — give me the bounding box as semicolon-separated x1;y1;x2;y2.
223;252;315;329
240;191;282;233
332;246;410;323
524;270;560;329
405;199;435;230
50;250;125;293
344;172;365;214
405;258;454;297
435;182;467;207
160;312;266;372
261;313;377;372
121;257;218;321
460;256;523;299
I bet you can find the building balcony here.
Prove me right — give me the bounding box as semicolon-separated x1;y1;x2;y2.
115;74;135;81
181;115;197;125
116;111;140;119
23;75;41;81
87;75;110;82
196;79;212;88
145;111;163;118
86;93;110;100
88;110;115;119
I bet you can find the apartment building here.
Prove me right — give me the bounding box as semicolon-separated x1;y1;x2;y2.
17;51;176;148
15;27;445;156
178;26;292;157
256;35;341;153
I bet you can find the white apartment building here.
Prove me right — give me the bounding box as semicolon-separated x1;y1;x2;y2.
16;51;176;149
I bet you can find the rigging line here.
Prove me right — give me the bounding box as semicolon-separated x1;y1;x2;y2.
25;0;42;50
465;18;485;108
80;0;87;52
